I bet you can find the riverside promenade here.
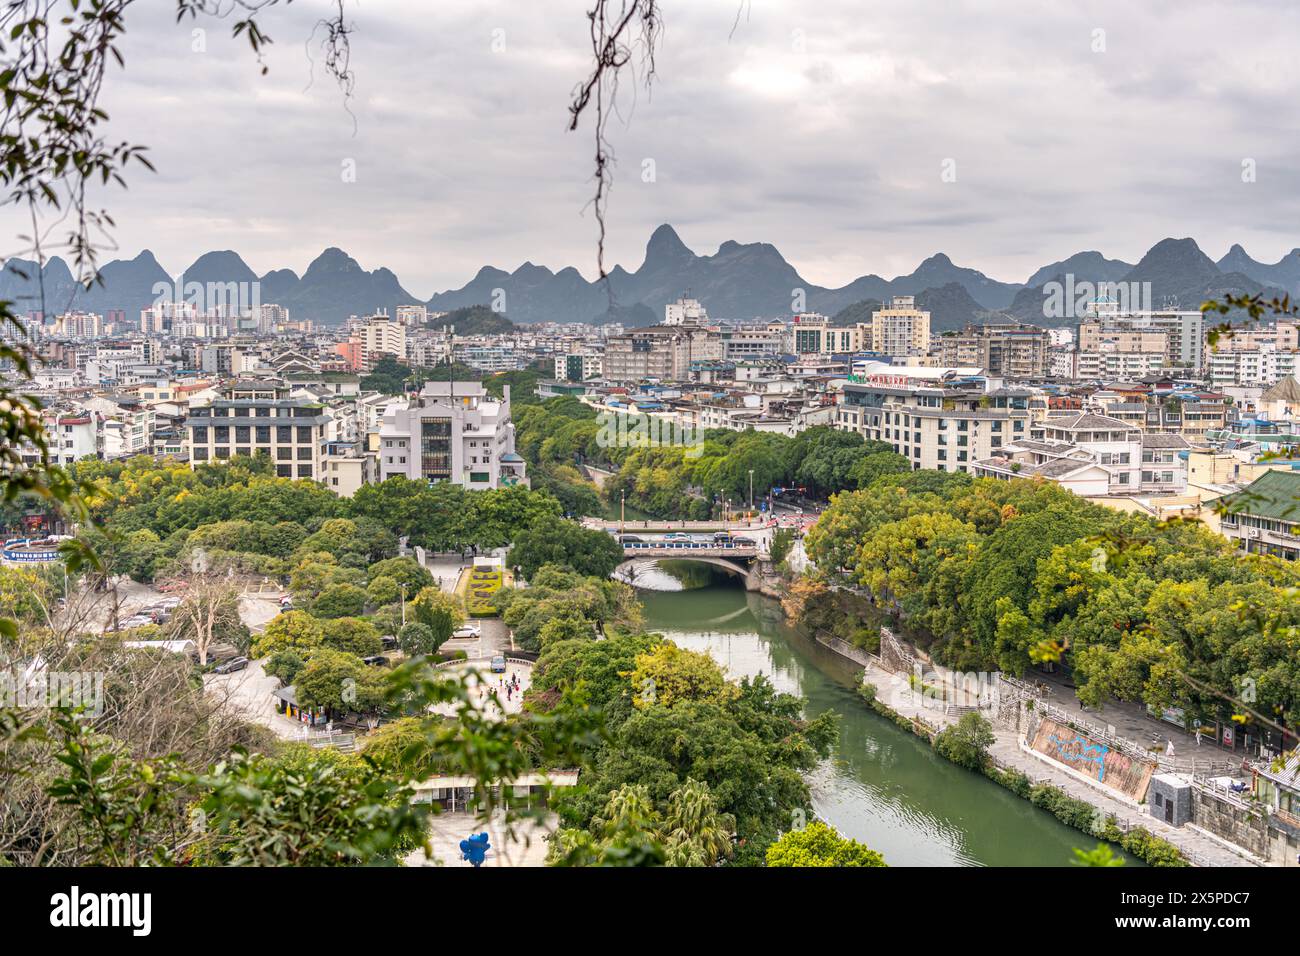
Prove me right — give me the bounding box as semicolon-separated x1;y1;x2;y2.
860;656;1261;867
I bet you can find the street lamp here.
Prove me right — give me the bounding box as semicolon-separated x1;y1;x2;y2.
748;469;754;512
400;583;407;627
620;490;626;535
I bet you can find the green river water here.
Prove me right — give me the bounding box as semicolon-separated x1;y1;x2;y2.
631;561;1139;867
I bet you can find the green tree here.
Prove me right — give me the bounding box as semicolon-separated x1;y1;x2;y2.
508;516;624;580
311;583;368;619
765;821;886;867
367;556;433;593
295;649;382;713
319;617;383;657
933;712;996;771
397;622;438;657
252;610;324;658
409;587;464;650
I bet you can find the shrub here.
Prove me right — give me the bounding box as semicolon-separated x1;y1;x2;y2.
932;712;995;770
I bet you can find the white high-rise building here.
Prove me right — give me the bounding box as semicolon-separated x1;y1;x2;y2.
664;296;709;327
872;296;931;358
356;311;407;370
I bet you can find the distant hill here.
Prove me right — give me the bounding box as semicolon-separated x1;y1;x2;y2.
5;228;1298;328
829;298;883;326
1006;238;1283;325
1024;251;1133;288
916;283;1000;331
433;304;514;335
1216;243;1300;296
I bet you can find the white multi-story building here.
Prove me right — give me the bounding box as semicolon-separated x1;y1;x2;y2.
1074;347;1167;381
554;352;604;382
395;304;429;327
836;365;1041;472
356;312;407;370
185;397;334;480
721;323;789;360
376;381;527;489
872;296;931;358
664;296;709;326
1208;345;1297;388
975;416;1188;498
1079;303;1205;370
793;314;868;355
21;410;103;467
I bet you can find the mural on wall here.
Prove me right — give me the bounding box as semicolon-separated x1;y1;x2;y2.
1030;717;1155;801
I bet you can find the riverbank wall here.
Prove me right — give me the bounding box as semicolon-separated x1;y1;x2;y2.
798;621;1262;867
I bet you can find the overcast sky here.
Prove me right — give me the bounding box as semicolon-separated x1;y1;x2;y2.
9;0;1300;297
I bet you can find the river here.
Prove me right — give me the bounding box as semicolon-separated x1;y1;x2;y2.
629;560;1137;867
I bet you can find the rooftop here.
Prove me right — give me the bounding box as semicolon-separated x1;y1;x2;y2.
1217;470;1300;522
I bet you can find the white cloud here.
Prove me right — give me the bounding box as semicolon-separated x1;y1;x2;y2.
3;0;1298;295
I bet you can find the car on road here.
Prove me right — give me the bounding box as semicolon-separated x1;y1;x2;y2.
732;536;757;546
490;655;507;673
661;532;691;541
362;655;389;667
453;623;481;639
618;534;644;544
212;657;250;675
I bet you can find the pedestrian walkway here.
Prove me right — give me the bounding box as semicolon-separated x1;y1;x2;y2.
1034;669;1245;774
863;659;1259;867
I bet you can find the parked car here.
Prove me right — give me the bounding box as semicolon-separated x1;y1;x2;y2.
662;532;691;541
490;655;507;673
361;655;389;667
453;623;480;639
212;657;250;675
380;635;399;650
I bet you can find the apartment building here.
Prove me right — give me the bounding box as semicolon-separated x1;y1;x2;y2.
664;296;710;326
185;396;334;479
376;381;527;489
1209;345;1298;388
872;296;931;358
1074;346;1167;381
554;352;604;382
975;412;1188;496
721;324;789;360
934;324;1051;378
603;325;723;382
1078;307;1205;370
792;313;868;354
1090;390;1229;442
355;312;407;370
836;366;1038;472
39;412;102;467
